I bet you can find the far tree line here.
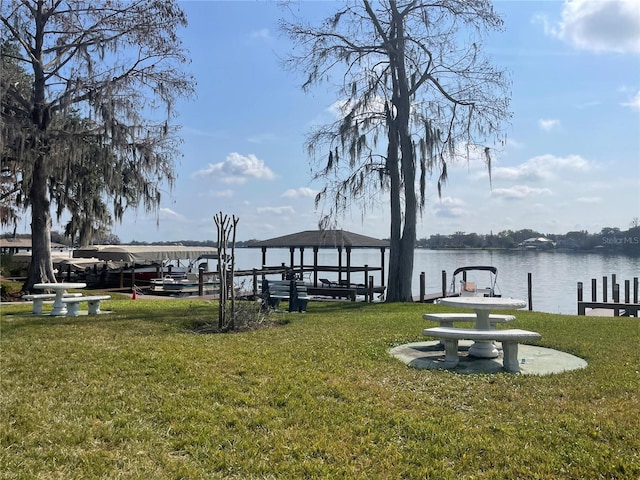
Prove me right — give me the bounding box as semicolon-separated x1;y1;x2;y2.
4;223;637;255
417;225;640;254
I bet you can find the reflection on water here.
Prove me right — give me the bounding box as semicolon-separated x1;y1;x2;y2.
232;248;639;314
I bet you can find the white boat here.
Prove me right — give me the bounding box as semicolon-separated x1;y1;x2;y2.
448;266;501;298
149;271;221;295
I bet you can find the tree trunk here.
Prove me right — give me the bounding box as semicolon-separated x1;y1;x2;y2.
386;3;416;302
397;84;417;302
385;105;403;302
24;155;56;291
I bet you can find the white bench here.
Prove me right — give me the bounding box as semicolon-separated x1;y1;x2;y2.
422;327;542;373
22;293;83;314
423;313;515;328
423;313;516;348
61;295;111;317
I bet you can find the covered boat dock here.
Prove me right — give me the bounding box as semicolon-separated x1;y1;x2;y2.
247;230;389;300
73;245;220;288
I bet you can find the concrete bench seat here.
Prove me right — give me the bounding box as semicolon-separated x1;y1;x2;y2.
422;327;542;373
423;313;515;328
22;293;83;314
61;295;111;317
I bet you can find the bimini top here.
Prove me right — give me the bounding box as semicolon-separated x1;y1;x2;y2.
452;266;498;276
73;245;219;264
247;230;389;249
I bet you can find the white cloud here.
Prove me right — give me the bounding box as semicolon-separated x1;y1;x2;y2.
281;187;317;199
539;118;560;131
491;185;552;200
159;208;187;222
540;0;640;54
433;196;466;218
621;90;640;110
250;28;271;40
528;153;593;172
193;153;275;184
490;165;545;182
256;206;295;215
491;154;594;182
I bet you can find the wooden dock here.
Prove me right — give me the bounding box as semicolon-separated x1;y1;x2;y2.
414;291;459;303
577;275;639;317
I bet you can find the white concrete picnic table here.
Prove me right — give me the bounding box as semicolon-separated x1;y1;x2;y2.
436;296;527;358
33;282;87;316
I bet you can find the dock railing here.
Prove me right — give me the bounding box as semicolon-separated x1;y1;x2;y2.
577;275;639;316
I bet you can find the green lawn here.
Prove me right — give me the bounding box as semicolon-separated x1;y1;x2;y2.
1;296;639;479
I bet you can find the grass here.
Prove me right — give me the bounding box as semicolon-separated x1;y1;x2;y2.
1;295;639;479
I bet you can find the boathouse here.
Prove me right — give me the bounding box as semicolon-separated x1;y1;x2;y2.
248;229;389;296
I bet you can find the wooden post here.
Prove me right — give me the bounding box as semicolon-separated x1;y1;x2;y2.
441;270;447;297
578;302;586;315
363;264;369;302
252;269;258;297
368;275;374;303
528;273;533;311
577;282;583;302
313;247;319;287
198;268;204;296
346;247;352;287
613;283;620;303
380;248;386;287
624;280;630;304
612;274;617;300
591;278;597;302
119;270;124;289
603;276;608;303
634;277;638;304
419;272;425;303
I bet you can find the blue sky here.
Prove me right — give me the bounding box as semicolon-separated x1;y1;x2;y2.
57;1;640;242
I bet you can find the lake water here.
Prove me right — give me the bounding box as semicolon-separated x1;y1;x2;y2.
231;248;639;315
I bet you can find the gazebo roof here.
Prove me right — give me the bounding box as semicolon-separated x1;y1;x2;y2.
247;230;389;249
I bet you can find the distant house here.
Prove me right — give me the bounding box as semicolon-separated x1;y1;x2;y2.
518;237;556;249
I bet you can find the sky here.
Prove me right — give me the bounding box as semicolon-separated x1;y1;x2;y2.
45;0;640;242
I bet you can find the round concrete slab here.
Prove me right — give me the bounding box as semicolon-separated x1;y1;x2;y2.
389;341;587;375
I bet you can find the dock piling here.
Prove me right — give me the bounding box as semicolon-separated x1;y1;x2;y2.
577;275;640;316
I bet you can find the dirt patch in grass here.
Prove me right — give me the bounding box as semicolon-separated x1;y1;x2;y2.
186;317;287;334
